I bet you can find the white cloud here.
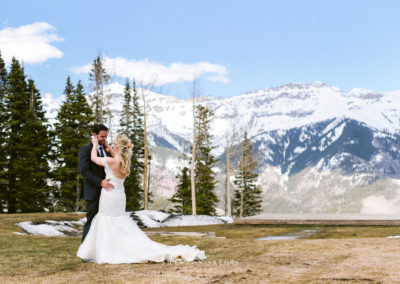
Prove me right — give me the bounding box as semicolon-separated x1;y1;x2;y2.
0;22;63;64
70;56;229;85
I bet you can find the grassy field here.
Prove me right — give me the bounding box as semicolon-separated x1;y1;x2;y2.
1;213;400;283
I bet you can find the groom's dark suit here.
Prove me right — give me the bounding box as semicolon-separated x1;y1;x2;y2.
79;141;111;242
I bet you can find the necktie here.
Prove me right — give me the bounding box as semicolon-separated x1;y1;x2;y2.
99;146;105;157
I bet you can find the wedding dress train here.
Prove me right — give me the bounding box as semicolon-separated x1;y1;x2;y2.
77;158;206;264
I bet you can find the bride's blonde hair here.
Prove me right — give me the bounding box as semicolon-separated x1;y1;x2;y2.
113;134;132;177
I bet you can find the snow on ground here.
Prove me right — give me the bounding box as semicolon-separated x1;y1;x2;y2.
133;210;233;228
44;220;79;232
163;215;233;227
15;210;234;236
135;210;171;222
71;218;86;226
17;221;66;237
16;218;85;237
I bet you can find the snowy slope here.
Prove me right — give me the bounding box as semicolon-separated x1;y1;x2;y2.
43;82;400;214
45;81;400;153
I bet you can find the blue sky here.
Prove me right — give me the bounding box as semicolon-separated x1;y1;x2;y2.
1;0;400;99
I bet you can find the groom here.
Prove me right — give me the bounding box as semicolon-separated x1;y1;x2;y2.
79;124;114;242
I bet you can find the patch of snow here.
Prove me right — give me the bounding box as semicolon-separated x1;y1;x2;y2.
321;118;341;136
71;217;87;226
134;210;171;223
348;88;375;97
165;158;180;174
318;137;327;151
331;122;345;142
212;167;221;173
361;195;400;214
217;216;234;223
134;214;165;228
163;215;233;227
373;154;384;163
294;146;305;154
132;210;233;228
17;221;65;237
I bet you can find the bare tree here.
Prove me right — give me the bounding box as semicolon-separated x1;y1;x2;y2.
224;107;240;216
190;80;200;215
137;78;157;210
89;55;111;124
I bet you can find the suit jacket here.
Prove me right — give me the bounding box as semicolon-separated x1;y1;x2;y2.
79;142;111;201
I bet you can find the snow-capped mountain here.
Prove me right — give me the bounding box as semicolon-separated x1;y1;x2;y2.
44;81;400;214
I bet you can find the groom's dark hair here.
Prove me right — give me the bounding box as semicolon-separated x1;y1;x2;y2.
93;124;108;134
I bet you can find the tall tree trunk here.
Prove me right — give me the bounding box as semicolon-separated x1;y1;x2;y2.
147;150;151;207
190;95;197;215
224;107;239;217
190;131;196;215
99;95;103;123
225;147;231;216
143;101;148;210
240;162;244;218
240;186;244;218
7;173;16;213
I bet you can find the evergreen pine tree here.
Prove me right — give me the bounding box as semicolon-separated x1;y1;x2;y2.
124;80;145;211
15;79;51;212
0;52;8;212
233;132;263;217
54;77;94;211
5;58;28;213
194;105;218;215
168;167;192;214
5;58;52;212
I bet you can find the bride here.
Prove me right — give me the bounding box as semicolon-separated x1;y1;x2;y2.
77;134;206;264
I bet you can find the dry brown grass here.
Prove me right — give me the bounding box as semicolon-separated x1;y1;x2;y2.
1;213;400;283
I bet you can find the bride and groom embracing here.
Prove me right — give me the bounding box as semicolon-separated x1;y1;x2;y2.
77;124;206;264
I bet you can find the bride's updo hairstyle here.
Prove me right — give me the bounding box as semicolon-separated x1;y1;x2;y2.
113;134;132;177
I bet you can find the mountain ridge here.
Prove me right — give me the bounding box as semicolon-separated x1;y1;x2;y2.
42;81;400;214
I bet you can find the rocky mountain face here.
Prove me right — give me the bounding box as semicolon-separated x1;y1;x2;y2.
44;81;400;214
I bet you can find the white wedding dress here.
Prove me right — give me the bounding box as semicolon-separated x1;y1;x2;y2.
77;158;206;264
